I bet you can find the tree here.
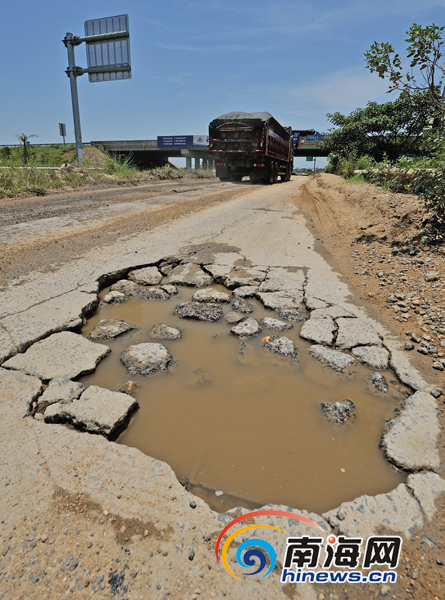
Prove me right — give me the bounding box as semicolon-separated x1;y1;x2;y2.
323;91;439;162
15;133;37;164
365;24;445;112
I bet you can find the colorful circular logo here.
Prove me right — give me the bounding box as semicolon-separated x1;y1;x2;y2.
215;509;326;580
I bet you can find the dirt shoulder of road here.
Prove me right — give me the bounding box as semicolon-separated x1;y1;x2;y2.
300;172;445;385
300;172;445;600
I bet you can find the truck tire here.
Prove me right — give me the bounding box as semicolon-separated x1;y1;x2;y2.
268;161;275;185
273;162;279;183
281;164;291;182
231;174;243;182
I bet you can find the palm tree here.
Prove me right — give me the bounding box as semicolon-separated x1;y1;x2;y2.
15;133;37;164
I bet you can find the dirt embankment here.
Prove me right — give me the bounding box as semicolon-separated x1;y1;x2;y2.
301;173;445;600
301;173;445;386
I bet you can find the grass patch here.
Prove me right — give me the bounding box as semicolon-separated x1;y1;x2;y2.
344;174;366;184
0;151;216;199
0;144;77;167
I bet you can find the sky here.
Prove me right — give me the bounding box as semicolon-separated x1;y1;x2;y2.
1;0;445;168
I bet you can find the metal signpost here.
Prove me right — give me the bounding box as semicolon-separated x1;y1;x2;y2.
63;15;131;164
59;123;66;145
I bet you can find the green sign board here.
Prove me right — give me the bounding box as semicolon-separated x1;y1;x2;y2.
306;156;314;162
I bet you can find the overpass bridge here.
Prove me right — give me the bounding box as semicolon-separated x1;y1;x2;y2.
90;138;212;169
91;130;329;169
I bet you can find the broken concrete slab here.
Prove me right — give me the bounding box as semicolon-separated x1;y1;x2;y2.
3;332;110;381
0;289;97;353
308;345;355;373
167;263;213;287
113;380;138;396
232;285;258;298
224;311;244;324
257;291;303;310
78;281;99;294
44;385;138;438
310;306;354;320
258;275;288;293
406;472;445;522
37;378;84;409
300;317;335;345
222;268;265;289
88;319;135;341
260;317;293;331
336;318;381;349
323;483;424;539
369;372;388;393
110;280;170;300
231;298;255;314
380;391;440;472
173;302;223;322
192;288;230;303
389;349;429;392
128;266;163;286
424;384;443;399
0;326;17;365
120;343;172;376
149;324;182;340
320;399;356;426
263;336;297;357
158;256;182;276
202;263;230;281
102;290;125;304
305;296;329;310
160;284;178;295
259;268;305;294
230;318;261;338
351;346;389;369
277;308;306;322
0;367;42;418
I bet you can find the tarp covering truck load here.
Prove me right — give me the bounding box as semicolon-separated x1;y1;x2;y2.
209;111;293;183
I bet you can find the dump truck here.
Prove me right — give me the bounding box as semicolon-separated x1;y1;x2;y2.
209;111;293;183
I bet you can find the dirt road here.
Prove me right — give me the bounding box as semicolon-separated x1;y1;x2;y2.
0;176;444;600
0;179;255;288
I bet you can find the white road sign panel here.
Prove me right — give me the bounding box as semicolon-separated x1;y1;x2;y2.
84;14;131;83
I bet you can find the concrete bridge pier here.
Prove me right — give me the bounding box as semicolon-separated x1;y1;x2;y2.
194;157;201;169
202;158;208;169
185;157;192;170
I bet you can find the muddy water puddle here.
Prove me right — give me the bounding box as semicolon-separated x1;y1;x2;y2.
81;285;406;514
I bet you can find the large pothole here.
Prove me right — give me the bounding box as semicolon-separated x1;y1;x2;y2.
73;262;407;515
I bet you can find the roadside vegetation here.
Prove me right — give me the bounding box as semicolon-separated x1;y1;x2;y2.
0;145;215;199
323;23;445;244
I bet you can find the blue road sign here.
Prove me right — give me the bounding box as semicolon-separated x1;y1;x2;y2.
306;134;326;142
157;135;209;148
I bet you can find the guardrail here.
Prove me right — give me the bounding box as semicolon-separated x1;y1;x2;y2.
0;143;92;148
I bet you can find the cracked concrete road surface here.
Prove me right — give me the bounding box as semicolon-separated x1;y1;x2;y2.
1;178;444;599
